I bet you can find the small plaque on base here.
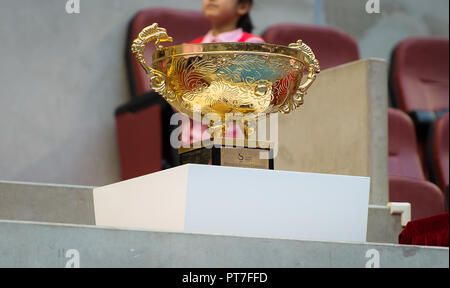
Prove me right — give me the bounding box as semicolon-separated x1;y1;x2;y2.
179;140;274;170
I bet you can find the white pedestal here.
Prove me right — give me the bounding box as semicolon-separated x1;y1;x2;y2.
93;164;370;242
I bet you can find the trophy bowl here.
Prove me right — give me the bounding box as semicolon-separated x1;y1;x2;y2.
132;23;320;138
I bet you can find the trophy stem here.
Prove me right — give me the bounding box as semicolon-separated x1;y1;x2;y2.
207;121;227;140
242;120;255;139
208;120;257;140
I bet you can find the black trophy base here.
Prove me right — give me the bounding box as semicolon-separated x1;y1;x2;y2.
179;140;274;170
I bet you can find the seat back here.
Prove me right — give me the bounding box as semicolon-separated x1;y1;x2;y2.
391;37;449;113
115;92;181;180
430;113;449;191
262;23;360;70
115;101;163;180
389;176;445;221
127;8;211;98
388;108;426;180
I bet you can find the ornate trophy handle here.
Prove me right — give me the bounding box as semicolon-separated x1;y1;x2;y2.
282;40;320;113
131;23;175;100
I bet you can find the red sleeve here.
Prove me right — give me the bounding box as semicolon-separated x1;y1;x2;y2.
189;36;205;44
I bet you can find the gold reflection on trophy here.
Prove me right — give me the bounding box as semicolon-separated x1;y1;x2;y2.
131;23;320;140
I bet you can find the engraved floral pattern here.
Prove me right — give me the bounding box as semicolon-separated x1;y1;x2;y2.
161;53;303;118
131;24;320;133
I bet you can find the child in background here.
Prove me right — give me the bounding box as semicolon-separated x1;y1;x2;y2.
191;0;264;44
184;0;264;144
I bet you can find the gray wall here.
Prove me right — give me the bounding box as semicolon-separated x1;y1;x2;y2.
318;0;449;59
0;0;448;186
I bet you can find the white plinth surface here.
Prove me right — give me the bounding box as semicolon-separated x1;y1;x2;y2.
93;164;370;243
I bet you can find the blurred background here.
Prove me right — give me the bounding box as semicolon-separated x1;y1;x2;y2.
0;0;448;187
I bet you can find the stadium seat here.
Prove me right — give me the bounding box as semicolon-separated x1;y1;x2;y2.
389;37;449;175
262;23;360;70
389;176;446;221
389;37;449;165
390;37;449;117
115;94;180;180
428;113;449;191
116;8;210;179
388;108;426;180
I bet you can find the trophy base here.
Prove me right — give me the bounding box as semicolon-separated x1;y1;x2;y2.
179;139;274;170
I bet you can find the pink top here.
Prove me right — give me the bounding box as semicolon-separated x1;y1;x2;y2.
201;28;265;44
182;29;265;145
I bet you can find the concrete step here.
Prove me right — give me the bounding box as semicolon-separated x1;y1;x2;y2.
0;180;403;244
0;180;95;225
0;220;447;268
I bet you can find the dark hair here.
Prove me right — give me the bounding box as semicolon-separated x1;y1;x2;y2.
237;0;254;33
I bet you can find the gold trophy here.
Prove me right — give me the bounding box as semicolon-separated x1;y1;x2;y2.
131;23;320;170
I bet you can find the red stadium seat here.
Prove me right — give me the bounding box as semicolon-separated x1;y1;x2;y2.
127;7;211;98
389;37;449;169
388;108;426;180
428;113;449;191
115;95;179;180
390;37;449;116
262;23;360;70
389;176;446;221
116;102;162;180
